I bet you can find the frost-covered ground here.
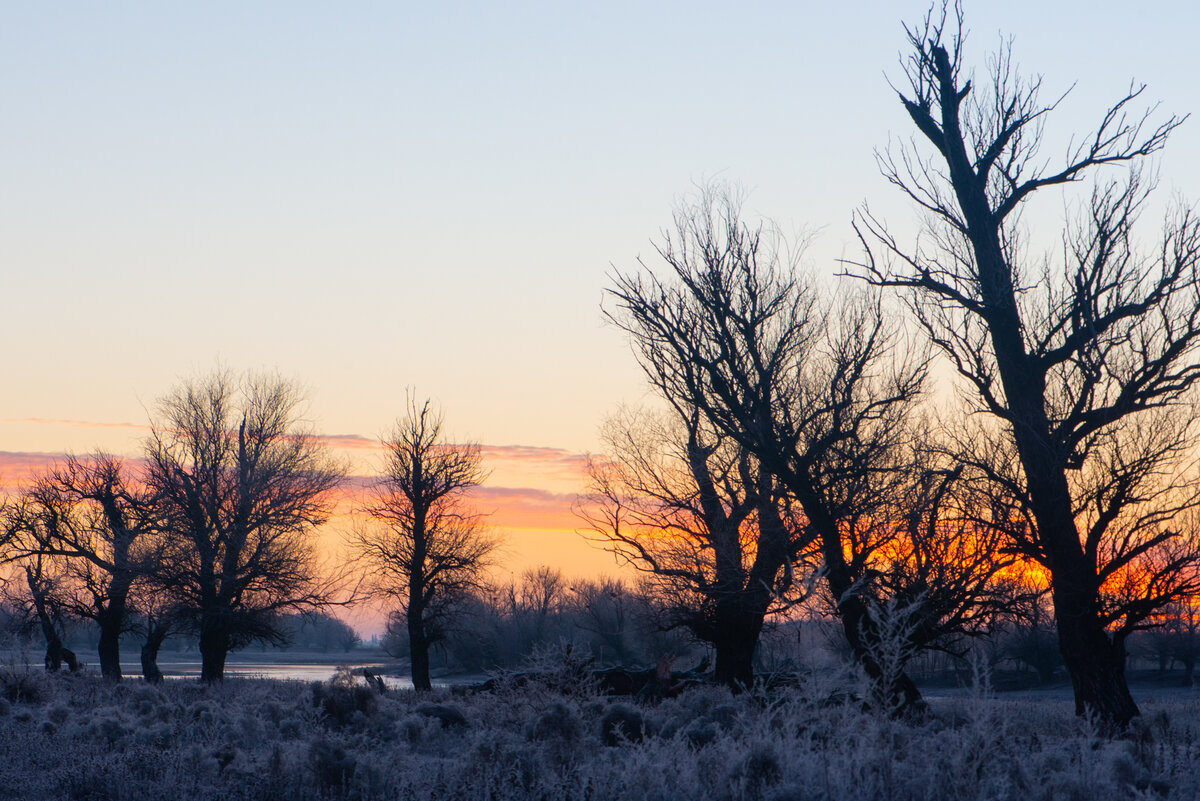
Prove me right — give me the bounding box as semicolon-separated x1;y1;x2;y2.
1;659;1198;801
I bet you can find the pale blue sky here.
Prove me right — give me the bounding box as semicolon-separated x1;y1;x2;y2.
2;1;1197;459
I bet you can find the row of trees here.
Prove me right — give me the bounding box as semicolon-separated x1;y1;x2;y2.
379;568;691;674
0;373;499;692
0;373;346;681
595;3;1200;727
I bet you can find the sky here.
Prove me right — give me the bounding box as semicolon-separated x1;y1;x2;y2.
2;1;1199;592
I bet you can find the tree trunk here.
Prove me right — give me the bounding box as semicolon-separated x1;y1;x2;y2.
918;42;1143;728
44;639;80;673
1054;582;1139;727
141;621;169;683
803;497;924;717
27;573;78;673
199;620;229;682
96;581;131;681
97;623;122;681
712;624;760;691
408;612;432;691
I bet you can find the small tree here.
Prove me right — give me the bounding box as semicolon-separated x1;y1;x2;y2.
350;398;498;690
0;546;80;672
12;455;154;680
144;370;345;681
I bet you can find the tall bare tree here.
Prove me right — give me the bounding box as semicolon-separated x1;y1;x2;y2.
851;3;1200;725
144;370;345;681
350;398;497;691
580;405;812;690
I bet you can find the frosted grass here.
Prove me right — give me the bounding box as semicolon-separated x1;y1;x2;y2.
1;658;1196;800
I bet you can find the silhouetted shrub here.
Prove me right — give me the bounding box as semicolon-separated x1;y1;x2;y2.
312;673;376;725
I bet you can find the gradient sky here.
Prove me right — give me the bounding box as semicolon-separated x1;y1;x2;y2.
3;2;1198;588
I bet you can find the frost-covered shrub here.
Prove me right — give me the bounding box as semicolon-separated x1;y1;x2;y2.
527;700;579;743
0;670;1196;800
415;702;468;730
601;703;645;746
91;716;131;744
683;717;720;748
730;740;783;792
312;674;376;725
0;656;46;703
309;737;356;789
47;703;70;725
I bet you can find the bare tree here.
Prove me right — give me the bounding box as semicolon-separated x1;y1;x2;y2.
144;370;345;681
580;405;812;689
11;455;155;680
609;187;1020;713
607;187;941;712
0;542;80;672
349;398;498;690
850;2;1200;726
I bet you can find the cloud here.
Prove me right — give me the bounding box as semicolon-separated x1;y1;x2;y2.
315;433;382;451
333;482;584;533
0;451;68;490
474;485;583;531
480;444;590;469
5;417;589;469
0;437;592;534
2;417;148;431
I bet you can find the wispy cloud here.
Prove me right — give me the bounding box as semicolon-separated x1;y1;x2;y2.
0;436;591;533
334;480;583;532
480;444;590;469
3;417;148;431
475;485;583;531
0;451;68;489
315;433;382;451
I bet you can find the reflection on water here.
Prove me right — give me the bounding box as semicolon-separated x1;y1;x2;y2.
0;649;449;690
124;659;419;689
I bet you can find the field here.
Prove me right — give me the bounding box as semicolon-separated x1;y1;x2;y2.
2;654;1199;801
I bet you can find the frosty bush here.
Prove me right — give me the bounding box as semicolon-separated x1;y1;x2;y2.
0;671;1196;800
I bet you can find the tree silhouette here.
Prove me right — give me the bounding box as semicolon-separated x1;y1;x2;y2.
350;398;497;690
144;370;344;681
851;2;1200;726
607;187;987;713
580;405;812;690
12;455;155;680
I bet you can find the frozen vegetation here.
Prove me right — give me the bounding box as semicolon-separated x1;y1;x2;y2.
1;653;1198;801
